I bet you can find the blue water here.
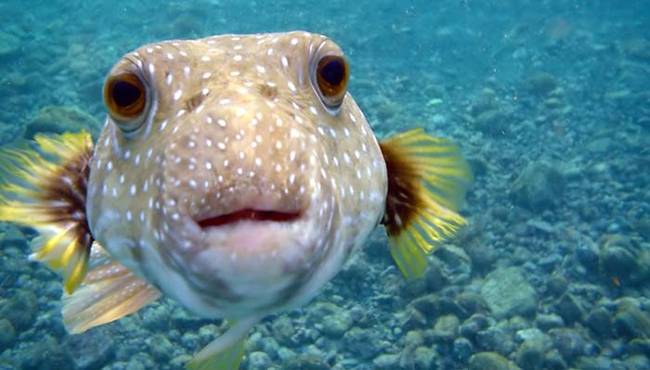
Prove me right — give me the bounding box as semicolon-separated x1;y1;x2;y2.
1;0;649;369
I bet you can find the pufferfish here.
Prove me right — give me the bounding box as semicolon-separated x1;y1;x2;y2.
0;31;471;369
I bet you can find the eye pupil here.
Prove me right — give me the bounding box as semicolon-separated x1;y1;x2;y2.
104;72;147;125
319;59;345;86
112;80;142;107
315;55;349;109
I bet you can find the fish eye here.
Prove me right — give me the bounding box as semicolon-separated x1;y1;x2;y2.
104;72;147;131
315;55;349;111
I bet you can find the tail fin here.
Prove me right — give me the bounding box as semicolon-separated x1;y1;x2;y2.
379;128;471;279
0;132;94;293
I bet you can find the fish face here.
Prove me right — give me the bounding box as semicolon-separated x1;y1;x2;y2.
86;32;387;318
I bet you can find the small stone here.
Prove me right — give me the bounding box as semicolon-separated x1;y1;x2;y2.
574;356;614;370
126;353;155;370
575;242;600;271
148;333;174;362
542;349;567;370
171;306;206;329
549;328;589;362
535;313;565;331
404;330;424;348
424;258;447;291
510;161;564;211
321;311;353;338
480;267;537;319
248;351;272;370
0;290;38;331
198;324;220;343
400;306;428;330
514;329;551;370
628;338;650;355
432;314;460;343
20;335;71;370
599;243;637;278
0;32;20;58
546;274;568;296
452;337;474;362
613;298;650;339
271;316;295;346
0;224;28;251
277;346;296;362
64;327;116;370
622;38;650;62
476;327;515;356
285;354;329;370
437;245;472;284
342;327;384;360
260;336;280;357
306;302;340;324
455;292;488;316
181;332;199;349
409;294;441;317
585;307;612;338
473;109;510;135
553;293;586;324
0;318;15;351
459;313;490;339
468;351;521;370
413;346;435;370
624;354;650;370
141;303;170;331
372;353;400;370
171;355;192;369
523;71;558;96
633;217;650;239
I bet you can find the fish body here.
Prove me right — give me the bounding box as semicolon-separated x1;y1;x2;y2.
0;31;471;369
88;31;387;319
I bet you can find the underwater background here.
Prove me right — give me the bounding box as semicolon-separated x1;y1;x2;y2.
1;0;649;369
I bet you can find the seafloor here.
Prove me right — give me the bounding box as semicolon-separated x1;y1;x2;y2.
1;0;649;369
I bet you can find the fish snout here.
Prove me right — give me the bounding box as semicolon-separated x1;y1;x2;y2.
160;106;316;235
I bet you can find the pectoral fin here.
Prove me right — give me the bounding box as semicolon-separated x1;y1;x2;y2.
379;128;472;279
187;317;258;370
63;243;161;333
0;131;95;293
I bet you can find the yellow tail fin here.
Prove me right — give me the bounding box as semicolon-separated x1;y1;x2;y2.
379;128;472;279
0;131;94;293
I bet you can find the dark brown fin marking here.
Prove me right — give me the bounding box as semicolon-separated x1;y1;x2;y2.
380;138;421;236
379;128;472;279
0;132;94;293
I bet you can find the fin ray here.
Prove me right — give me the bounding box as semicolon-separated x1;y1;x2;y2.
63;243;161;334
380;128;471;279
0;131;94;293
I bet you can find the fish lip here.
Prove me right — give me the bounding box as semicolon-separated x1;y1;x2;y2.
195;208;303;229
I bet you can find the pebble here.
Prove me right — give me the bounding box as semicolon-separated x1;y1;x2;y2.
468;351;521;370
452;337;474;362
480;267;538;319
0;319;16;351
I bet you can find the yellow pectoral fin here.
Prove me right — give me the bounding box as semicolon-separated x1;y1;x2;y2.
379;128;472;279
0;131;94;293
187;318;258;370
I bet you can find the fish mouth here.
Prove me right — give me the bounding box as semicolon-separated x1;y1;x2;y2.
196;208;303;229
